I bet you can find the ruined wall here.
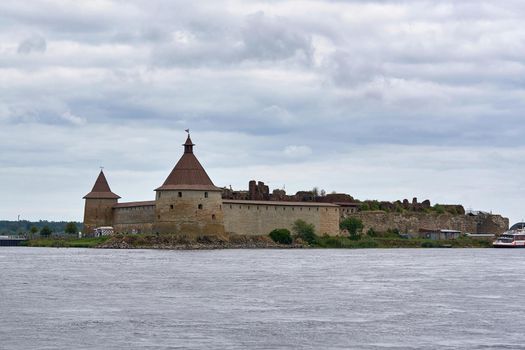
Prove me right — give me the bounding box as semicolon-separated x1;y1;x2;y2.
223;200;340;236
346;211;509;235
113;205;155;234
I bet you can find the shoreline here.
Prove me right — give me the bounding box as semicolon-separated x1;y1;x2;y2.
21;233;493;249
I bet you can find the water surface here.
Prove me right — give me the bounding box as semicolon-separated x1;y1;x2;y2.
1;248;524;349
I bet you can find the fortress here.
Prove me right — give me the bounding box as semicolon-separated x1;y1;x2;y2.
83;134;340;237
83;134;508;237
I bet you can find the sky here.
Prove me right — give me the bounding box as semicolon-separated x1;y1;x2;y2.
1;0;525;223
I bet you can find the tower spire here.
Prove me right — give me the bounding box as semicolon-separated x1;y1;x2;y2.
183;131;194;154
156;133;219;191
83;169;120;199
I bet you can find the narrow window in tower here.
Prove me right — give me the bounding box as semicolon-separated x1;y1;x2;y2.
204;192;208;198
212;214;216;220
178;192;182;197
170;205;174;210
158;192;161;199
198;204;203;210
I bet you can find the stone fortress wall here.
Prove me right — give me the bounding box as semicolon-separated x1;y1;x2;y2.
107;199;341;236
83;135;509;238
108;202;507;237
222;200;340;236
112;202;155;234
153;189;225;237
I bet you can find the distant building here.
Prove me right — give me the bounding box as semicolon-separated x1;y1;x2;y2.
418;228;462;240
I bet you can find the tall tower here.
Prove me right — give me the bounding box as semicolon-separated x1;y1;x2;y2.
82;170;120;235
154;134;225;236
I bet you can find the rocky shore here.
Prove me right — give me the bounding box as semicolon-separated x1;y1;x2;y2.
98;233;303;250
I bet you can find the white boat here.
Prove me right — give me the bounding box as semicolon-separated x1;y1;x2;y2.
493;223;525;248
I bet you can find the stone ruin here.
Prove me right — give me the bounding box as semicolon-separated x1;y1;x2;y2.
222;182;466;215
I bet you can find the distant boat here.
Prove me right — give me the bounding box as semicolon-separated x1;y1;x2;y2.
0;236;27;246
493;223;525;248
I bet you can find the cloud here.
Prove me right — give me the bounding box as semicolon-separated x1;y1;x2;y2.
283;145;312;158
17;35;46;54
61;111;86;125
0;0;524;223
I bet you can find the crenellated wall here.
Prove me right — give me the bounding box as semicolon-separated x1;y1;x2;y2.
222;200;340;236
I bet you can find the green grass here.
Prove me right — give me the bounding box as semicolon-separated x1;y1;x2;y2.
314;235;492;249
24;236;110;248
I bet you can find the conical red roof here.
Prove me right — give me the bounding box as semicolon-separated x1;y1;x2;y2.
156;135;221;191
83;170;121;199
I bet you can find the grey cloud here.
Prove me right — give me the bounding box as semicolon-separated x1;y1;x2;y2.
151;11;313;67
1;0;525;222
240;12;313;63
17;35;46;54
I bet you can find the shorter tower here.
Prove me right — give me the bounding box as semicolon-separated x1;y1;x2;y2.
83;170;120;235
154;134;225;236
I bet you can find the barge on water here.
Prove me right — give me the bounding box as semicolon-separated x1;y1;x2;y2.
493;223;525;248
0;236;28;247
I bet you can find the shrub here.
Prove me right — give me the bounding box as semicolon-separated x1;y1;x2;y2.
340;217;364;240
292;220;317;245
366;228;378;237
269;229;293;245
386;228;401;238
433;204;445;214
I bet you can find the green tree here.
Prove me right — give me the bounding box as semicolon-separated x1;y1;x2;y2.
292;219;317;245
340;217;364;240
359;203;370;211
40;226;52;238
269;229;293;245
30;226;38;238
65;222;78;235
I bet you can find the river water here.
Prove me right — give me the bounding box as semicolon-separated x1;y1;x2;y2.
1;248;525;349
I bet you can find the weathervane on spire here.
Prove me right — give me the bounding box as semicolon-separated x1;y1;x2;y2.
185;128;190;136
100;166;104;171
